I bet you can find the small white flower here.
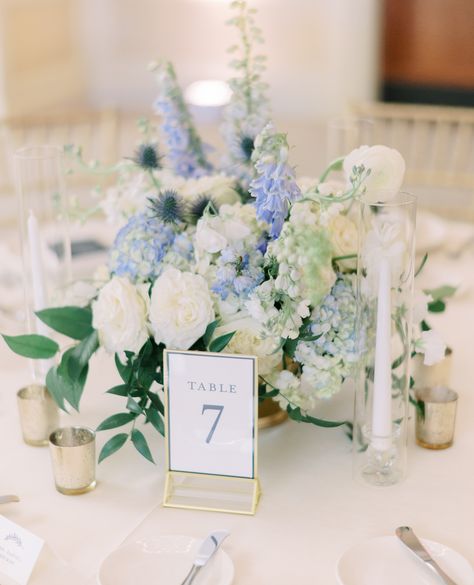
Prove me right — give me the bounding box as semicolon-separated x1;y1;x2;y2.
149;267;215;350
415;330;447;366
195;217;228;253
92;277;149;354
344;145;406;200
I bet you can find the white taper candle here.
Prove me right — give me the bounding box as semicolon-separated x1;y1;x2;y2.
371;256;392;451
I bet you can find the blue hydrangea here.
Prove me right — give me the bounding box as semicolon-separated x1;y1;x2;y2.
212;243;264;300
109;213;175;283
310;275;359;365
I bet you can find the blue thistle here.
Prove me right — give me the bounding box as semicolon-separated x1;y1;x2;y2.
133;144;162;170
188;195;216;224
239;135;255;162
148;190;186;224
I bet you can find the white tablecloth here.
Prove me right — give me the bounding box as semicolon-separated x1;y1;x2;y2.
1;232;474;584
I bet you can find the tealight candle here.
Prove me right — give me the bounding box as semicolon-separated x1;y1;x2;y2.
17;384;59;446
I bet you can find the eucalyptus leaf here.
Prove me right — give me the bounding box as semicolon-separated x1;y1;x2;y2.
96;412;136;432
287;406;345;428
131;429;154;463
146;408;165;436
209;331;235;353
126;397;143;415
106;384;129;397
35;306;94;340
202;319;219;348
98;433;128;463
2;334;59;359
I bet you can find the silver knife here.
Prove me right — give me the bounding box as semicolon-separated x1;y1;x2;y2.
0;495;20;505
180;530;229;585
396;526;459;585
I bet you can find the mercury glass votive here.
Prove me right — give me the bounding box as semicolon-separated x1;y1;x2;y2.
415;387;458;450
49;427;96;495
17;384;59;446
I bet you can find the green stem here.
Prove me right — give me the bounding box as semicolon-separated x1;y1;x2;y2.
318;157;344;183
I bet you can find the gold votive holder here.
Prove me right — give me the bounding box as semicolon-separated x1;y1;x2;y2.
49;427;97;495
415;386;458;450
17;384;60;446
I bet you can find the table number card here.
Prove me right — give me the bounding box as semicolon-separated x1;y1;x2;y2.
0;515;44;585
163;350;261;515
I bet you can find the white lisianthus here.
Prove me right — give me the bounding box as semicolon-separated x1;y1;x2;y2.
328;213;358;269
214;313;282;376
344;145;405;201
149;267;215;350
415;330;447;366
92;276;150;354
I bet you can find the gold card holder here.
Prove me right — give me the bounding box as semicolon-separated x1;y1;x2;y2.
163;471;261;515
163;349;261;516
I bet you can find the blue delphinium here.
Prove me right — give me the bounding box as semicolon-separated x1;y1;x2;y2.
109;212;175;283
249;124;301;239
153;61;212;178
212;242;264;301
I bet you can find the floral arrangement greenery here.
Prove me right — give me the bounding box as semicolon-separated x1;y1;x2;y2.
2;0;451;463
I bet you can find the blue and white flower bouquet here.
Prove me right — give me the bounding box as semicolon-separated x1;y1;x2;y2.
3;1;450;462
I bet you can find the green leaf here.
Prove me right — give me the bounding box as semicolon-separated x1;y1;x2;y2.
209;331;235;353
424;285;456;302
287;406;345;428
2;334;59;359
415;252;428;277
283;337;298;359
115;352;134;383
98;433;128;463
427;299;445;313
96;412;136;431
146;408;165;436
126;396;143;415
202;319;219;348
35;306;94;340
147;390;164;415
45;366;66;410
131;429;155;463
106;384;129;397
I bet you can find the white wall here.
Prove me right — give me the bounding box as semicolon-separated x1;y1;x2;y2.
77;0;381;122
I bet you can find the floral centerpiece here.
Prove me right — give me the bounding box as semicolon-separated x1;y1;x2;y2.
2;1;451;463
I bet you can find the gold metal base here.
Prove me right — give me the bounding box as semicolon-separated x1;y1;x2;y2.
55;480;97;495
163;472;261;515
23;437;49;447
416;438;453;450
258;399;288;429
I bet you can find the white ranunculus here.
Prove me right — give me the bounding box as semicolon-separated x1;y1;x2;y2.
149;267;215;350
416;330;447;366
182;173;240;206
214;313;282;376
92;277;149;354
343;145;406;201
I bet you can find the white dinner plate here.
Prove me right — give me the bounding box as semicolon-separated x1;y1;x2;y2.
337;536;474;585
98;535;234;585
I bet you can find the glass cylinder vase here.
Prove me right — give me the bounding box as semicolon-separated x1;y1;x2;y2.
14;146;72;382
353;191;416;486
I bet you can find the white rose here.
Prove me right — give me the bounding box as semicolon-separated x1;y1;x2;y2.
92;276;149;354
344;145;405;201
183;174;239;206
149;267;215;350
214;313;282;376
328;214;358;269
415;330;447;366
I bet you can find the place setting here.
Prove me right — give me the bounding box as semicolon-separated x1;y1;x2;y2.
0;1;473;584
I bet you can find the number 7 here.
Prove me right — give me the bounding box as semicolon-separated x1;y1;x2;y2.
201;404;224;443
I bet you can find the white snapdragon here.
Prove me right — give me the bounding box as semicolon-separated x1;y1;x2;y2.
149;267;215;350
92;276;150;355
